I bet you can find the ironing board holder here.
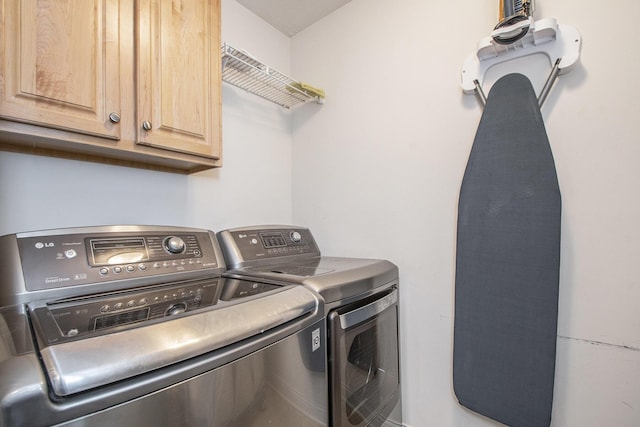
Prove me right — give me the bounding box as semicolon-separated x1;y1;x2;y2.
462;17;582;107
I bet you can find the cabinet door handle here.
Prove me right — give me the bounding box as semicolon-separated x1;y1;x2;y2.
142;121;152;131
108;112;121;124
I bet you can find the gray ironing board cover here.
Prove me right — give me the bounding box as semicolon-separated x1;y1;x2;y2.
453;73;561;427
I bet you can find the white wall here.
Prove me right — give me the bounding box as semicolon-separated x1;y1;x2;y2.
189;0;295;230
291;0;640;426
0;0;293;236
2;1;639;426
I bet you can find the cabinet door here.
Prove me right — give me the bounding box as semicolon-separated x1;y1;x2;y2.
136;0;221;160
0;0;121;140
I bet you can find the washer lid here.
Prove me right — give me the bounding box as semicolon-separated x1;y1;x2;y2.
36;284;318;396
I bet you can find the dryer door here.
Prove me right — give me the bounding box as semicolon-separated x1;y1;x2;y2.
328;289;401;426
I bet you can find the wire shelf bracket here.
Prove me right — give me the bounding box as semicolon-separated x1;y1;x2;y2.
461;17;582;95
221;43;325;109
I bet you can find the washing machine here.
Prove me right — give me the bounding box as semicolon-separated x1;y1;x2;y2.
0;225;327;427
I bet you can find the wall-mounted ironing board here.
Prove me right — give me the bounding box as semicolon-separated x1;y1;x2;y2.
454;16;581;427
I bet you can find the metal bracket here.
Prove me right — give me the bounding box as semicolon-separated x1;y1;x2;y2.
472;57;562;110
473;80;487;107
537;58;562;107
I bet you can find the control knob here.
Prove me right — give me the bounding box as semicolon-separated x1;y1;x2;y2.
290;231;302;243
164;236;186;254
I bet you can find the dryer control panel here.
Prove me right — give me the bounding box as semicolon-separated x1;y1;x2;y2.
217;226;320;269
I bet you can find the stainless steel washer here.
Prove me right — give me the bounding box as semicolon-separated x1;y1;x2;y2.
0;225;327;427
218;225;402;427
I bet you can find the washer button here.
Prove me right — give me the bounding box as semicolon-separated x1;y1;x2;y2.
99;267;109;276
127;300;136;307
64;249;77;259
100;305;110;313
139;263;148;271
126;265;135;272
113;266;123;274
114;302;124;310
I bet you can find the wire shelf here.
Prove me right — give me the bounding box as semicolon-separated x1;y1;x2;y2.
221;43;324;109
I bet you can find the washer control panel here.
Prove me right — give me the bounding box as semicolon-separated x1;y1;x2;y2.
15;227;222;292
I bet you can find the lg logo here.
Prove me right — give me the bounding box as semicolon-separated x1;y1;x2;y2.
35;242;55;249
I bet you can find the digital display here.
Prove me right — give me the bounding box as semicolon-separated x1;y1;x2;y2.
260;232;287;248
89;237;150;266
92;239;145;250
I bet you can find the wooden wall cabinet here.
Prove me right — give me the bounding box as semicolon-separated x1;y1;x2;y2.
0;0;222;173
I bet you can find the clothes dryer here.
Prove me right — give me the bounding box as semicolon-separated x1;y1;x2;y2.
218;225;402;427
